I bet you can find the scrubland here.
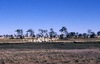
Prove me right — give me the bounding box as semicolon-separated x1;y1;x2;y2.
0;49;100;64
0;39;100;64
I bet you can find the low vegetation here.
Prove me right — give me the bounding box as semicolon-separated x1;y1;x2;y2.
0;49;100;64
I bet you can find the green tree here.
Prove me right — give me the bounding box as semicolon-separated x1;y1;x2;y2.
15;29;23;39
87;29;92;35
59;27;68;39
97;31;100;36
68;32;75;38
49;28;57;38
39;29;44;37
27;29;35;37
39;29;48;37
82;33;88;38
15;29;21;36
87;29;95;38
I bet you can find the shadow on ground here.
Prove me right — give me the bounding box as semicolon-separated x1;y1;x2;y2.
0;42;100;49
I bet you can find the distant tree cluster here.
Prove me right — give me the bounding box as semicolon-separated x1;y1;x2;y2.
1;27;100;39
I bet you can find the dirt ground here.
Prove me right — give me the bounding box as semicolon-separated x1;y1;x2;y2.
0;49;100;64
0;39;100;64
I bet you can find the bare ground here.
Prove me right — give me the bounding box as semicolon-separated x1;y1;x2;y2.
0;49;100;64
0;41;100;64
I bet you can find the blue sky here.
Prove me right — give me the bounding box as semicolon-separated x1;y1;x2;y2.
0;0;100;35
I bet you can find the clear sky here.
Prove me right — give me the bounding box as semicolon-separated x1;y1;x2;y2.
0;0;100;35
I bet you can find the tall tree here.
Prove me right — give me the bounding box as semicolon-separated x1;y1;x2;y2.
78;33;83;38
83;33;88;38
68;32;75;38
75;32;79;38
27;29;35;37
97;31;100;36
49;28;57;38
15;29;21;36
39;29;44;37
43;30;48;37
90;32;96;38
39;29;48;37
87;29;95;38
59;27;68;39
15;29;23;39
20;29;23;36
87;29;92;35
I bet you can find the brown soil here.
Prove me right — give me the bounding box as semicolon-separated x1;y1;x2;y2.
0;49;100;64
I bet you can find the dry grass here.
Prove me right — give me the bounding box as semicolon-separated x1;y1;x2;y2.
0;41;100;64
0;49;100;64
0;38;100;43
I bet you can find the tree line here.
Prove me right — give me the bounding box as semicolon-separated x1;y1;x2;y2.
1;27;100;39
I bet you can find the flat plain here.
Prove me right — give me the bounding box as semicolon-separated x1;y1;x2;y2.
0;42;100;64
